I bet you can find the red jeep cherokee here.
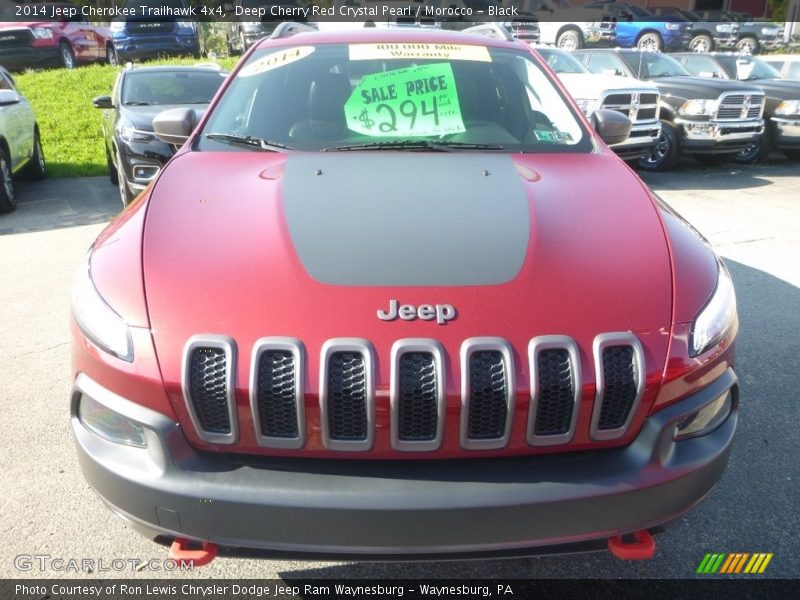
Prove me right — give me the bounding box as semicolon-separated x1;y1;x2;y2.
70;27;739;560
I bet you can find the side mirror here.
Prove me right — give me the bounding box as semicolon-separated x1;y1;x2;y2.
153;108;197;145
92;95;113;109
591;108;632;146
0;89;20;106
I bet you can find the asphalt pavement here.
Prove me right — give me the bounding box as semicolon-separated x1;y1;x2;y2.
0;161;798;580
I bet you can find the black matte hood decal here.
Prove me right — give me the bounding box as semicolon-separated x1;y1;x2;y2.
282;154;529;286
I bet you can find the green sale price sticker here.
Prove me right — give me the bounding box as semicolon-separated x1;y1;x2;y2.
344;63;466;137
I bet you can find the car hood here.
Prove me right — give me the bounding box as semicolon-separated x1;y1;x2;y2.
121;104;209;131
142;151;673;403
649;75;762;97
558;72;658;98
746;78;800;97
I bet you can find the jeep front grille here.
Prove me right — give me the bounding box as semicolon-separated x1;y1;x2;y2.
527;336;581;446
390;340;446;451
460;338;514;450
590;333;646;441
320;339;375;451
601;91;660;123
181;335;238;445
250;338;305;449
715;93;764;121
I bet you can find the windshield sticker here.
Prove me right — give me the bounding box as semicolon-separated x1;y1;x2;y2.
344;63;466;137
349;43;491;63
239;46;315;77
533;130;562;142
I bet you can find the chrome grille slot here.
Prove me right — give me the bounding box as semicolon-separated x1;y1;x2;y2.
181;335;238;445
320;339;374;451
527;336;581;446
250;337;305;449
460;338;514;450
600;91;660;125
590;332;645;441
716;93;764;121
391;339;446;451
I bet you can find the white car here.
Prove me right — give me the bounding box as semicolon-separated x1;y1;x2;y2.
0;66;46;213
506;0;616;49
536;48;661;161
759;54;800;81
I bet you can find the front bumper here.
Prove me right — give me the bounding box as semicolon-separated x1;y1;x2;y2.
713;34;739;50
611;120;661;160
113;34;199;60
676;118;764;154
117;137;171;193
72;368;738;557
771;117;800;149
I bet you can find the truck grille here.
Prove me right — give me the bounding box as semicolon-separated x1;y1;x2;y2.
126;21;176;35
0;28;34;48
716;93;764;121
590;333;645;441
182;336;238;444
181;333;647;451
601;92;660;124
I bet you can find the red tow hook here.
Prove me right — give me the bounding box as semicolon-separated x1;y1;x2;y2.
607;530;656;560
168;538;218;567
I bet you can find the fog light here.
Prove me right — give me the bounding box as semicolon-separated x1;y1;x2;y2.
674;391;733;440
78;395;147;447
131;165;159;182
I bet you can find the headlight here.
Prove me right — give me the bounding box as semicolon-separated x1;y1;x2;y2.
71;253;133;362
665;22;681;30
690;260;737;357
31;27;54;40
78;394;147;447
177;21;196;32
674;390;733;440
761;27;779;35
775;100;800;116
119;126;154;143
715;24;734;33
110;21;125;32
574;98;595;116
678;99;719;116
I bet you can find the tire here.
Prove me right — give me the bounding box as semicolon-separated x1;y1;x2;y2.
116;153;134;207
693;154;732;167
689;34;714;53
0;150;16;214
636;31;663;52
106;44;118;67
638;121;679;172
736;36;759;54
784;149;800;161
238;30;247;55
59;41;75;69
22;129;46;180
556;29;583;50
734;130;772;165
106;147;118;185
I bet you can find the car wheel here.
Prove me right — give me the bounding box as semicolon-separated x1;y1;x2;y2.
636;32;663;52
116;154;134;207
784;149;800;161
106;148;119;185
59;42;76;69
556;29;583;50
689;34;714;53
638;121;678;171
22;129;46;180
736;36;759;54
106;45;118;67
693;154;732;166
734;129;772;164
0;151;16;214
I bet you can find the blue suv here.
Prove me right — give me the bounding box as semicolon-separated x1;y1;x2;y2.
583;2;692;51
109;0;200;62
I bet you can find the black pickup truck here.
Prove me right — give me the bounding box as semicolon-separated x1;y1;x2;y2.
650;7;739;53
575;48;764;171
695;10;784;54
674;52;800;163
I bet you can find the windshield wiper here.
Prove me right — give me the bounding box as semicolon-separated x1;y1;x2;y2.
124;101;151;106
324;140;504;152
205;133;295;152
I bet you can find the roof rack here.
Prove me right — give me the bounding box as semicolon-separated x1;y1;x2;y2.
270;22;319;39
461;23;514;42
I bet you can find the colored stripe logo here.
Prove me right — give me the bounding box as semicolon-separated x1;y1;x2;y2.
696;553;773;574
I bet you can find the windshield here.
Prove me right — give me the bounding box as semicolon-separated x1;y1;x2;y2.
621;52;689;79
718;57;782;81
199;43;591;153
537;49;589;74
122;71;226;105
